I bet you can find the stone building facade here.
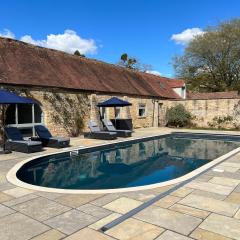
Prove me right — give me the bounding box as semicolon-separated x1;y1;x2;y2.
1;37;240;138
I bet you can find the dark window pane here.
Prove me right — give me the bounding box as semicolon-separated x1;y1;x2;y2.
18;104;32;124
34;104;42;123
5;105;16;124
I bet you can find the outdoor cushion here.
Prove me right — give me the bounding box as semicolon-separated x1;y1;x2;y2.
5;127;24;141
35;125;52;138
34;125;70;148
103;120;132;137
8;140;42;146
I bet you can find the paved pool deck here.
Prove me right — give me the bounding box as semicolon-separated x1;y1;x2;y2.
0;127;240;240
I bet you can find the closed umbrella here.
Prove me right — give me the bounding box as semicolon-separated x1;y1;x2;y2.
0;89;35;154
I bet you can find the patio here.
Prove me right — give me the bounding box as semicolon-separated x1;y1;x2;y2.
0;127;240;240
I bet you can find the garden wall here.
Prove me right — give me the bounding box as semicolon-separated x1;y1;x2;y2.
162;98;240;129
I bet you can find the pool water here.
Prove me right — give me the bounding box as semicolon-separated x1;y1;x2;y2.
17;135;240;190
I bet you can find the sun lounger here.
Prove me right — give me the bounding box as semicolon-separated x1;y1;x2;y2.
5;127;42;153
34;125;70;148
103;120;132;137
84;121;117;140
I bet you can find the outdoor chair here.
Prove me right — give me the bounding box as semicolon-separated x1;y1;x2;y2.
84;120;117;140
103;120;132;137
34;125;70;148
4;127;42;153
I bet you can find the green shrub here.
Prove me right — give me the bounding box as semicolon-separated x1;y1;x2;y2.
166;104;192;127
208;115;233;129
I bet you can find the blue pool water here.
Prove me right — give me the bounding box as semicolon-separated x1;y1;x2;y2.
17;134;240;190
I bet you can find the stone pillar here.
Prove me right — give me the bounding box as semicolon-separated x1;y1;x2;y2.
153;100;159;127
90;94;102;126
123;96;131;119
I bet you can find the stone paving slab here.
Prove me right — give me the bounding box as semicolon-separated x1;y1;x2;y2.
154;195;181;208
199;213;240;240
225;192;240;204
44;209;98;235
191;189;227;200
179;194;239;217
190;228;233;240
156;230;193;240
2;193;38;207
135;205;202;235
0;182;15;191
103;197;142;214
3;187;34;198
64;227;115;240
235;184;240;193
206;169;240;180
77;203;112;218
106;218;165;240
90;193;121;206
0;203;15;218
89;213;122;230
12;197;71;221
186;181;234;195
0;212;50;240
169;203;210;219
171;187;194;198
234;209;240;219
0;191;14;203
209;176;240;187
31;229;66;240
35;191;63;200
55;194;103;208
121;190;156;202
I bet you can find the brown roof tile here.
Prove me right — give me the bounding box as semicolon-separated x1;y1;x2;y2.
167;79;185;88
0;37;179;99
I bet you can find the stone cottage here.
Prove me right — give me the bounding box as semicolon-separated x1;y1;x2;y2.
0;37;239;137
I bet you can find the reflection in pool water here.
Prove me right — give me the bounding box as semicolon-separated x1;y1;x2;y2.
17;136;239;190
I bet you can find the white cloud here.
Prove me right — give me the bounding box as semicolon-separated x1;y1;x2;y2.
0;29;15;39
20;30;97;54
171;28;204;45
146;70;161;76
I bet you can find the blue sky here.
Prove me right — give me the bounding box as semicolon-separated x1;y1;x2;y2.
0;0;239;77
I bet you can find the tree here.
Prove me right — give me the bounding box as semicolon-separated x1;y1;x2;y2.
74;50;85;57
117;53;152;72
173;19;240;92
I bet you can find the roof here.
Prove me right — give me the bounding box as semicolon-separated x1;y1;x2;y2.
167;79;185;88
187;91;239;100
0;37;179;99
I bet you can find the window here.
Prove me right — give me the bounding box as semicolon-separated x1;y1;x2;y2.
115;107;121;119
138;104;146;117
5;104;43;137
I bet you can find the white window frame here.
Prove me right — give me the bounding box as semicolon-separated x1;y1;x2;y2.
6;104;44;136
138;104;146;118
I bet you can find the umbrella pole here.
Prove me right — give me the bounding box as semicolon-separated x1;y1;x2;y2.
114;107;116;129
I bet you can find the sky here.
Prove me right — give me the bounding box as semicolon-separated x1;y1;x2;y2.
0;0;240;77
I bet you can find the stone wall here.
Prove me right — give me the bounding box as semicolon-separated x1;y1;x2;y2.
2;85;240;138
162;98;240;128
0;87;159;137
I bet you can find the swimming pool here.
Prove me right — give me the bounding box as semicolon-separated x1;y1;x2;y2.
15;133;240;190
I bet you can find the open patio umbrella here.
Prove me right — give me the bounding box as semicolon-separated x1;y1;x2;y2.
0;89;35;154
97;97;132;126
